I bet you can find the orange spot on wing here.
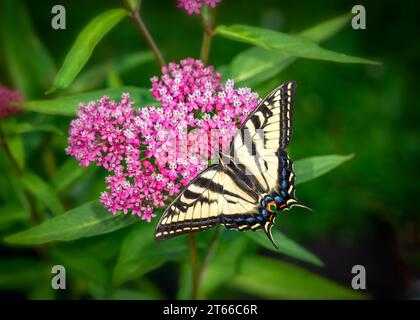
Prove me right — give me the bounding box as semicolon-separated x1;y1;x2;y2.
265;200;277;212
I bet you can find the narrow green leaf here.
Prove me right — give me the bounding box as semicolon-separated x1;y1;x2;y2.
7;135;25;170
176;262;193;300
229;14;352;86
68;51;154;93
2;123;62;136
229;48;292;86
231;255;365;299
20;87;156;116
295;154;354;185
201;235;249;296
0;152;29;212
246;229;323;267
125;0;140;11
0;0;56;98
4;201;137;244
0;205;28;226
51;159;96;193
21;171;65;216
48;9;128;93
216;24;379;65
106;69;124;88
108;288;157;300
299;14;351;42
113;220;189;285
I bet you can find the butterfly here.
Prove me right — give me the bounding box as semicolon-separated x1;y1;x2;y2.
154;81;308;247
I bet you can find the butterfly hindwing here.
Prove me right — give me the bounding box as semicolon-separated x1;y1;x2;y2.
155;165;259;240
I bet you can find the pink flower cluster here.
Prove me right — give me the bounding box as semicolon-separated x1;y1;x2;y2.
66;58;259;221
0;85;23;119
177;0;221;15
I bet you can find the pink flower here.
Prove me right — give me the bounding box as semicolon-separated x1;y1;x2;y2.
0;85;23;119
66;58;259;222
177;0;221;15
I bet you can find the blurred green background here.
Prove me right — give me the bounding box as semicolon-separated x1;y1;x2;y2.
0;0;418;299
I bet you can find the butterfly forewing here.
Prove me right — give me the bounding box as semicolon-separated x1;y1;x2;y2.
229;81;296;194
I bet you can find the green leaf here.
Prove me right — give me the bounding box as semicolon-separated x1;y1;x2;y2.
108;288;157;300
231;255;365;299
125;0;140;11
51;158;97;193
21;171;65;216
299;14;351;42
228;47;292;86
295;154;354;185
246;228;323;267
228;14;353;86
0;205;28;226
216;24;379;65
7;135;25;170
4;201;137;245
176;262;193;300
0;258;49;290
201;235;249;296
47;9;128;93
0;0;56;98
20;87;156;116
113;221;190;285
0;152;29;212
106;69;124;88
2;122;63;136
68;51;154;93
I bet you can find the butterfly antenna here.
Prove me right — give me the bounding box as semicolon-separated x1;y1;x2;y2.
293;201;313;212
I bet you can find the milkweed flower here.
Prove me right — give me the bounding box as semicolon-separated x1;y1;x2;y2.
177;0;221;15
66;58;259;221
0;85;23;119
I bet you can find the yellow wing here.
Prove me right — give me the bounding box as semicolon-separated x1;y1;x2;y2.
155;165;259;240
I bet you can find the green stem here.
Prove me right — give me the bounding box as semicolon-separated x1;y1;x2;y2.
188;233;200;299
188;228;221;299
125;0;166;68
197;227;220;297
186;5;220;300
200;8;216;63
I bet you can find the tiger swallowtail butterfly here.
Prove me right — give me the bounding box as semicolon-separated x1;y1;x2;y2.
154;81;309;247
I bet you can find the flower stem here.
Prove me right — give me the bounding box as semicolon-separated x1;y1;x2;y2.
188;228;221;300
200;7;216;63
188;233;200;299
125;0;166;68
197;227;220;297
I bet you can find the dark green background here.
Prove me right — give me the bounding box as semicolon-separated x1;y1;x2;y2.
0;0;418;299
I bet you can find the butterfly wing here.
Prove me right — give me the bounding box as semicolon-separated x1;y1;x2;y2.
229;81;296;195
155;165;259;240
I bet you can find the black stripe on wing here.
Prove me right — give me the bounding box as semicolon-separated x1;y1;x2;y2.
230;80;296;157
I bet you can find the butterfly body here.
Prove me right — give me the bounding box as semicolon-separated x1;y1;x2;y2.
154;81;308;247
